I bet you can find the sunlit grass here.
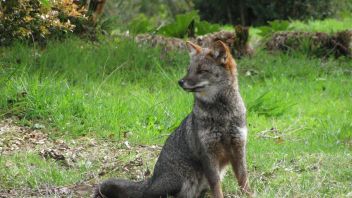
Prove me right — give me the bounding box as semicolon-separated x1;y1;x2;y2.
289;17;352;33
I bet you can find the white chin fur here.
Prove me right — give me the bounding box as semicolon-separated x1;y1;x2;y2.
195;86;218;102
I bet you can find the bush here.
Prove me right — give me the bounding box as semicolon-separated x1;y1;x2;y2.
257;20;290;37
194;0;352;26
127;14;155;34
0;0;90;46
158;11;220;38
124;10;220;38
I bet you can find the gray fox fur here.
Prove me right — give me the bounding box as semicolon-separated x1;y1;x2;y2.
94;40;250;198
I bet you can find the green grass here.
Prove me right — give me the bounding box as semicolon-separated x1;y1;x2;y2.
0;37;351;196
289;17;352;33
0;153;89;188
0;38;191;143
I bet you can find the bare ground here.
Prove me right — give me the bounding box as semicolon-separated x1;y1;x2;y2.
0;118;161;198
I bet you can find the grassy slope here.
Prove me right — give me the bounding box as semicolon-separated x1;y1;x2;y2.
0;37;351;196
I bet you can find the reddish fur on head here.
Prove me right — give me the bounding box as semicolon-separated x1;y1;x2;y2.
186;40;237;75
213;40;237;75
186;41;202;54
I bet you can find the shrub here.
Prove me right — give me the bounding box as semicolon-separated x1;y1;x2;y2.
194;0;352;26
257;20;290;37
158;11;220;38
0;0;90;46
127;14;155;34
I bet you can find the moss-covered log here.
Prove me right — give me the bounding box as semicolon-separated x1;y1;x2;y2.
265;30;352;58
135;26;253;58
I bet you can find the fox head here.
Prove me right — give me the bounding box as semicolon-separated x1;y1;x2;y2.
179;40;238;101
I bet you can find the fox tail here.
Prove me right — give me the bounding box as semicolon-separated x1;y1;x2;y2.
94;178;149;198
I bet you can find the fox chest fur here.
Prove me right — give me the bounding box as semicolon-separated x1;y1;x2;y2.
185;89;247;169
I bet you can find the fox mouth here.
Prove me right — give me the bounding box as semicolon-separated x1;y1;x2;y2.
182;85;207;92
179;80;209;92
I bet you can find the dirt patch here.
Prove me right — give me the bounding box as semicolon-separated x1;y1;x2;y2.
0;118;161;197
0;119;49;155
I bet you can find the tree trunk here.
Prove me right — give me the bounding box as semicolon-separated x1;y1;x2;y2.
88;0;107;24
238;0;246;25
226;3;233;25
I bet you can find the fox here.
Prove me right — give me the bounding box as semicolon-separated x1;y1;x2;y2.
94;40;250;198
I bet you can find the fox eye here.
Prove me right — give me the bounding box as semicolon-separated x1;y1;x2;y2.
197;69;210;74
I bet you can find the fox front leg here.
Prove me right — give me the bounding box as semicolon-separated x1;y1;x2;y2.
230;144;251;195
201;155;224;198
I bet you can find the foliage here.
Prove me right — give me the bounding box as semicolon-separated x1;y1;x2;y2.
158;11;220;38
0;0;90;46
105;0;193;22
257;20;290;37
247;0;337;22
124;10;221;37
102;0;193;35
196;20;221;36
194;0;352;25
158;11;199;38
127;14;155;34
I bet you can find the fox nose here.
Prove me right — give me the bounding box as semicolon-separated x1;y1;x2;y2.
178;79;185;87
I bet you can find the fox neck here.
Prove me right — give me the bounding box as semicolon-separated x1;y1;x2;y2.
193;78;242;112
195;74;239;103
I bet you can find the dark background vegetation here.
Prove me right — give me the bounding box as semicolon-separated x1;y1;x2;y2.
1;0;352;45
194;0;352;25
103;0;352;25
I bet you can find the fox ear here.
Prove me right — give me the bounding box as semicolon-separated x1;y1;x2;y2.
211;40;236;74
212;40;230;64
186;41;202;55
